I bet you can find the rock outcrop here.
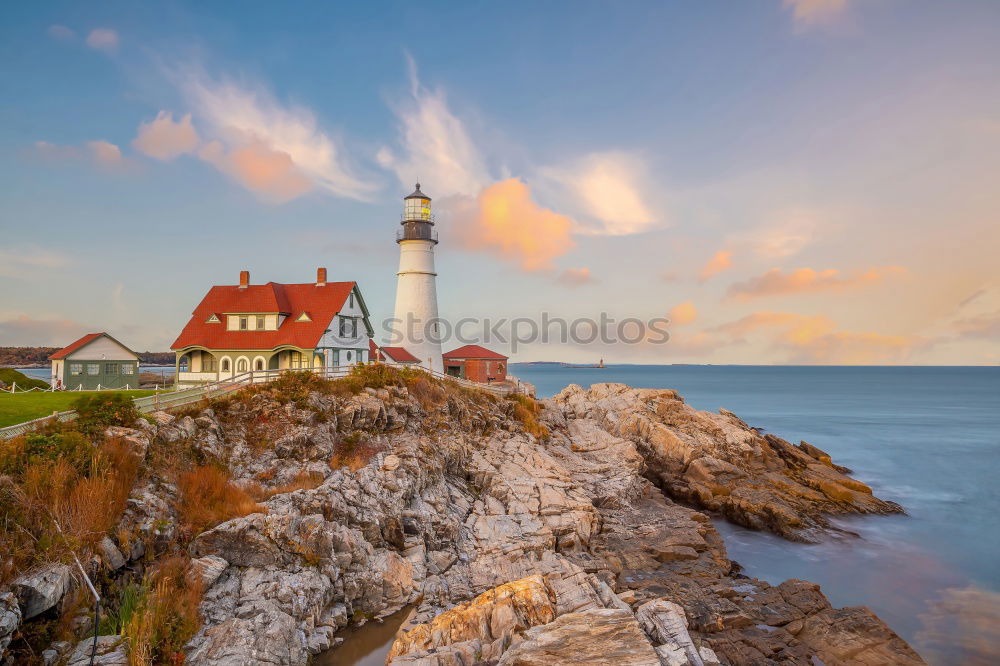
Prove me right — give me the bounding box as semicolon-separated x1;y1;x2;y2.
0;376;924;665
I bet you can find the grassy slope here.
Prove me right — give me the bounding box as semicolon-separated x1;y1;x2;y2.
0;367;49;390
0;390;157;427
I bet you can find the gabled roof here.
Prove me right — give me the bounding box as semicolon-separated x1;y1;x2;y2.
443;344;508;360
172;281;364;351
381;346;420;363
49;332;137;360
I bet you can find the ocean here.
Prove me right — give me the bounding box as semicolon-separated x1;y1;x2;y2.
511;364;1000;663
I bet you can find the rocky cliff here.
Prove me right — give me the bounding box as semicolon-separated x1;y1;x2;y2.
0;373;924;665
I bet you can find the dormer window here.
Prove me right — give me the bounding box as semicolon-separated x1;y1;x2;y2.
339;316;357;337
297;312;312;322
350;291;355;309
207;314;220;323
256;316;265;330
239;316;248;330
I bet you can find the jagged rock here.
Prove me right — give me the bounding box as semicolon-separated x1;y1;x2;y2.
188;555;229;589
97;536;126;571
103;426;150;459
0;591;21;656
64;635;128;666
117;484;176;559
636;599;703;665
41;640;72;665
148;410;174;426
12;563;72;619
498;608;661;665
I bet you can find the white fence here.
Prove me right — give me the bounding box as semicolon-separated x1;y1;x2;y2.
0;364;528;440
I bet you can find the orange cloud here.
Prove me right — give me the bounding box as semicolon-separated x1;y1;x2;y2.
33;140;128;169
454;179;574;271
784;0;848;26
699;250;733;281
198;140;313;203
727;266;906;300
86;140;125;167
669;301;697;326
711;311;835;343
133;111;200;161
556;267;593;287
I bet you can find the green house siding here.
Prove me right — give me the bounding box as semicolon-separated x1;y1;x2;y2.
62;360;140;390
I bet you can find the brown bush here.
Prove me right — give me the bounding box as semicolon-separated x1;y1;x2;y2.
123;555;203;665
329;431;384;472
507;394;550;441
177;466;264;536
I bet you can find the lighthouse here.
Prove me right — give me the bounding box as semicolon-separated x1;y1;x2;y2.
392;184;443;373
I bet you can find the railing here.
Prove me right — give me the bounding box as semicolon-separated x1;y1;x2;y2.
396;227;439;243
0;364;527;439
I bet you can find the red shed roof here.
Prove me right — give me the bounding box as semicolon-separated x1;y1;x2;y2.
443;344;508;360
381;346;420;363
49;332;105;359
171;281;357;351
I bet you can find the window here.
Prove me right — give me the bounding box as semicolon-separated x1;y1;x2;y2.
256;316;265;330
207;314;220;323
70;363;83;376
106;363;118;375
87;363;100;375
239;317;248;330
346;351;353;362
254;358;264;371
221;358;230;372
122;364;134;375
202;356;216;372
349;291;355;308
237;359;248;372
339;316;357;337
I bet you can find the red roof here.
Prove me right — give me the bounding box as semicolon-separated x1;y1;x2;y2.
171;281;357;351
381;347;420;363
443;344;508;360
49;332;106;359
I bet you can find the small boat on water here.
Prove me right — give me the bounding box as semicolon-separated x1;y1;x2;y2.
563;358;605;369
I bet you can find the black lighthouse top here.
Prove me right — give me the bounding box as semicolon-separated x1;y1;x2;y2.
398;183;438;244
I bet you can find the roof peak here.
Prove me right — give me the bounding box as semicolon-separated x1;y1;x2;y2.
404;182;431;200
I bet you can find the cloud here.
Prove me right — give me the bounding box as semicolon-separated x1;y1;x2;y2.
708;310;916;364
540;152;656;236
727;265;906;300
180;69;376;201
86;28;119;53
669;301;698;326
699;250;733;281
132;111;200;160
0;315;92;346
556;267;594;287
953;311;1000;340
47;25;75;41
86;140;125;167
783;0;849;27
31;140;128;170
0;247;69;278
452;178;574;271
198;139;313;204
736;211;819;259
377;55;489;198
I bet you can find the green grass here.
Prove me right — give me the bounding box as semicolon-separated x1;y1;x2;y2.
0;390;158;428
0;368;49;391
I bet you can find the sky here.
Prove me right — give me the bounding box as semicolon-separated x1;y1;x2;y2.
0;0;998;364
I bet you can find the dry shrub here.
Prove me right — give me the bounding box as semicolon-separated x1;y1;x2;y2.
251;470;324;500
177;466;264;536
406;375;446;408
122;555;203;665
329;431;383;472
508;394;550;441
0;432;141;585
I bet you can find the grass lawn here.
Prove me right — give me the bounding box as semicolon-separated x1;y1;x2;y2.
0;390;160;427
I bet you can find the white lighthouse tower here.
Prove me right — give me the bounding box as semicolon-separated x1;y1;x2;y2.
392;184;443;373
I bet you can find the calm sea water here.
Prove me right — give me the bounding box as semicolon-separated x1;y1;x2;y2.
512;364;1000;663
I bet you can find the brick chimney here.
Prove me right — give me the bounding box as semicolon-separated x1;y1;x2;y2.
239;270;249;289
316;267;327;286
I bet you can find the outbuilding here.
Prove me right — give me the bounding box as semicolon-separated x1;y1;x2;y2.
443;345;508;383
49;332;141;390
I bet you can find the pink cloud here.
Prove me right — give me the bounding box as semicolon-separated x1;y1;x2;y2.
198;139;313;203
0;315;92;346
699;250;733;281
726;266;906;300
669;301;698;326
85;28;118;52
133;111;200;161
784;0;849;27
556;267;594;287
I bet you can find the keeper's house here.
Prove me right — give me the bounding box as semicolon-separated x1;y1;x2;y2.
49;332;140;390
443;345;508;383
171;268;373;385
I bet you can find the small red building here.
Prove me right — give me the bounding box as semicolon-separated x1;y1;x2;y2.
443;345;508;383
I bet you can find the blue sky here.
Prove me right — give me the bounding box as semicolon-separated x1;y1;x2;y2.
1;0;998;363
